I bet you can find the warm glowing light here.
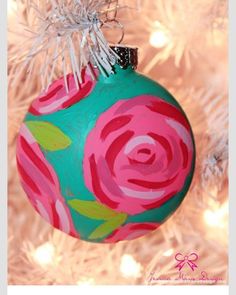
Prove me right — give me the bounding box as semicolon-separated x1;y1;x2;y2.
120;254;142;278
77;277;95;285
8;0;17;16
150;30;170;48
204;202;228;228
163;248;174;257
33;242;55;266
212;29;225;46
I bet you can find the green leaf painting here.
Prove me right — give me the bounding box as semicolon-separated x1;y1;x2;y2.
68;199;128;240
25;121;72;151
88;213;127;240
68;199;118;220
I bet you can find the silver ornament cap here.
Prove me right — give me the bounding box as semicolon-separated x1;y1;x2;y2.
110;45;138;70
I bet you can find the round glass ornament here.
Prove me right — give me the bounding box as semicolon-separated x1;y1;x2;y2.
16;46;195;243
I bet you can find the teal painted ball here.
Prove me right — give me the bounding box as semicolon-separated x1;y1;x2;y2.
16;65;195;243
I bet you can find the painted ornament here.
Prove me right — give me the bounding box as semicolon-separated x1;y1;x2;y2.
16;46;195;243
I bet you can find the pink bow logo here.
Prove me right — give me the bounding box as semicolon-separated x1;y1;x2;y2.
175;253;199;271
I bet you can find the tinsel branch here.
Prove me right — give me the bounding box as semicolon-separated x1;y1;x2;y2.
8;0;228;285
11;0;138;91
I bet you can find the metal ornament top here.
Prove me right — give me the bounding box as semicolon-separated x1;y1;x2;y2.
110;45;138;70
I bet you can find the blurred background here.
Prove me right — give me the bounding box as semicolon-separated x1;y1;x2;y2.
8;0;228;285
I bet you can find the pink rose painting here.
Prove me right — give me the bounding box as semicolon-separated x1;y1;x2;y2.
105;222;160;243
29;69;97;115
83;95;194;215
16;124;79;238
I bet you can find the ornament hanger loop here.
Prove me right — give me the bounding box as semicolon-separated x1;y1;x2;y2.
101;0;124;44
105;0;119;22
101;19;124;44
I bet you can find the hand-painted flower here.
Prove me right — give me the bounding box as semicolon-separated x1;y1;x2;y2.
83;95;194;215
104;222;160;243
29;68;97;115
16;124;79;238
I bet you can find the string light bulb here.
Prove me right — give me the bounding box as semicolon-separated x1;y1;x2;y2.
163;248;174;257
33;242;55;266
204;202;228;229
150;31;170;48
120;254;142;278
149;21;170;48
7;0;17;16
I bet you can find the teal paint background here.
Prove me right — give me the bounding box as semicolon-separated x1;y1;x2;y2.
25;66;196;243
